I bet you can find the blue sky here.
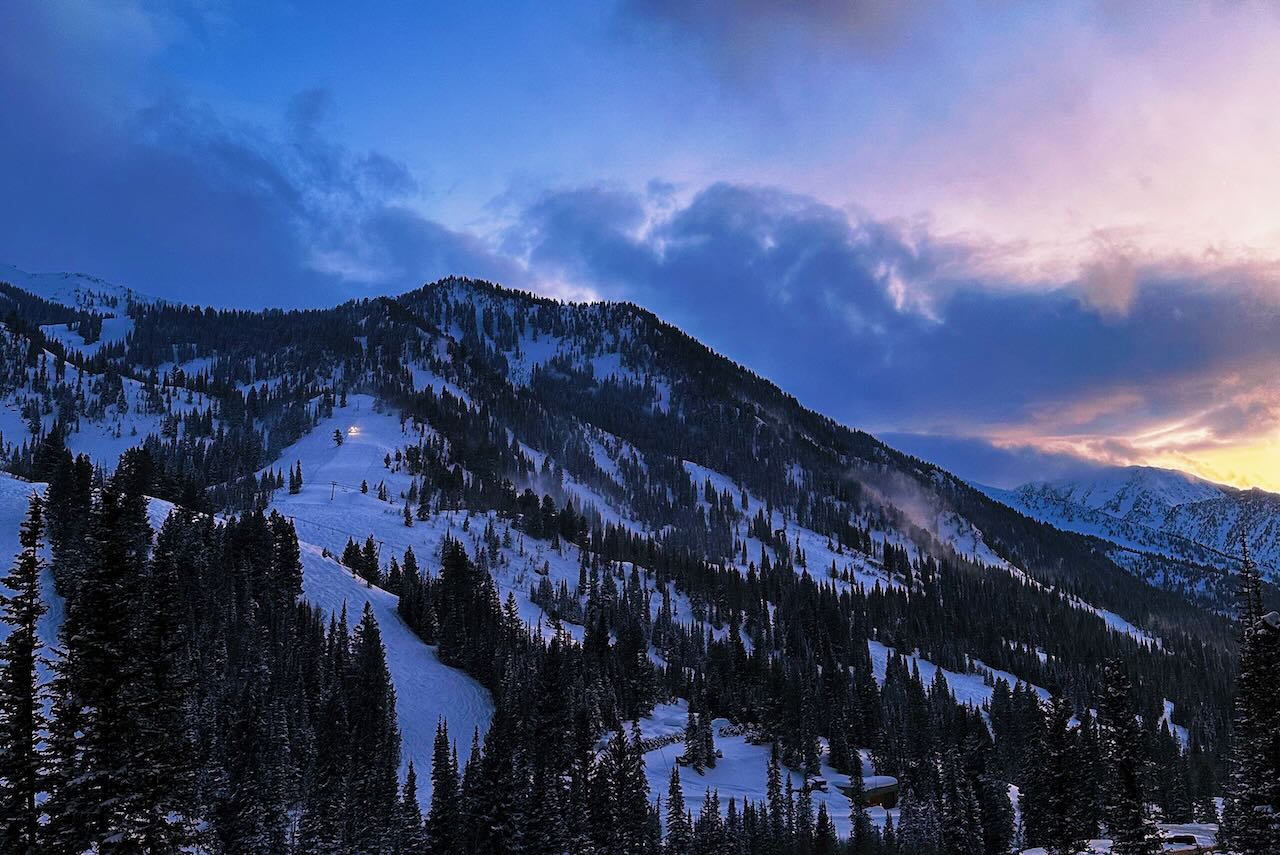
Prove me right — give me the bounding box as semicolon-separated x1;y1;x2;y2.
6;1;1280;490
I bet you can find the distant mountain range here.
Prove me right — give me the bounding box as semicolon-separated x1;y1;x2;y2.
982;465;1280;580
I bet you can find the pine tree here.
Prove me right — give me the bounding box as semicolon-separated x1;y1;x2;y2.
300;632;353;854
341;537;363;571
219;659;290;855
796;775;814;849
133;512;197;850
427;720;461;854
766;742;786;845
700;709;716;769
347;604;401;853
846;758;874;854
399;761;428;853
684;704;708;773
897;785;940;854
692;788;723;855
813;802;838;855
360;536;381;584
593;725;653;854
45;479;153;850
977;773;1015;855
1221;539;1280;854
666;765;692;855
1098;661;1161;855
621;725;656;853
462;727;493;851
417;485;431;521
882;810;897;855
1036;694;1087;855
0;495;47;854
940;747;983;855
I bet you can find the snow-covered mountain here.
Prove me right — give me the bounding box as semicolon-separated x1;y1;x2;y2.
984;465;1280;581
0;267;1237;851
0;262;151;314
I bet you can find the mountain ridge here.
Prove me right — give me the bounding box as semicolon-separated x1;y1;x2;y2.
984;464;1280;580
0;265;1244;846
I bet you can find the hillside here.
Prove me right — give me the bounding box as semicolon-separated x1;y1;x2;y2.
0;268;1238;853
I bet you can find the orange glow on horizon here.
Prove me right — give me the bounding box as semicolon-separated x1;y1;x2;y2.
985;427;1280;493
1138;435;1280;494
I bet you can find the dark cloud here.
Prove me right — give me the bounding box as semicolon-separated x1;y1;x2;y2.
878;433;1111;489
6;3;1280;486
509;181;1280;481
0;4;515;308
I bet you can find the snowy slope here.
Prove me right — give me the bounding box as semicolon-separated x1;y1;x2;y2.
0;347;216;472
253;390;1088;824
40;316;135;357
1042;467;1225;525
639;701;898;838
0;262;150;312
0;465;491;809
297;540;493;802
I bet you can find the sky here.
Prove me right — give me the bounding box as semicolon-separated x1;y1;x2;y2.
4;1;1280;491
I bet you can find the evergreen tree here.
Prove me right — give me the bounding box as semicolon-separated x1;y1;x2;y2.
767;743;786;846
427;720;461;854
133;512;197;850
1033;694;1087;855
347;604;401;853
1098;660;1162;855
692;788;723;855
683;700;715;773
976;773;1015;855
45;478;153;851
300;633;353;854
0;495;47;854
940;747;983;855
813;802;838;855
1221;540;1280;854
666;765;692;855
846;758;874;854
219;657;290;855
399;761;427;853
897;785;940;855
360;536;381;584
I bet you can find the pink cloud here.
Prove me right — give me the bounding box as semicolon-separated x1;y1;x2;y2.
818;5;1280;293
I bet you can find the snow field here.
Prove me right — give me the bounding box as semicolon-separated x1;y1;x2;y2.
637;701;899;838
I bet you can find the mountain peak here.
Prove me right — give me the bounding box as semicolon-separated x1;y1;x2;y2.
0;263;152;314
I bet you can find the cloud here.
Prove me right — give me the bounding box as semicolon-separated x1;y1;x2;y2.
615;4;1280;300
621;0;945;86
7;2;1280;488
507;180;1280;486
1077;243;1138;316
836;4;1280;287
0;3;523;308
877;433;1110;489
